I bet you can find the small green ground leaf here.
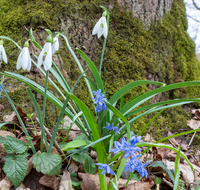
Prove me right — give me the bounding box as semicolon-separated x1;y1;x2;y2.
71;152;85;163
72;180;82;187
3;155;28;188
84;153;96;174
149;161;174;182
61;140;88;151
4;136;28;154
0;136;5;143
32;152;62;175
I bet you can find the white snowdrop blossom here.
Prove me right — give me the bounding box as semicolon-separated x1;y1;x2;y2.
0;40;7;65
92;16;108;39
52;36;59;54
37;36;52;71
16;41;31;71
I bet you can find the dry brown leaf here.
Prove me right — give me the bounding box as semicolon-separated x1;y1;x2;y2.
144;134;155;143
0;177;12;190
60;116;81;141
163;159;194;185
16;183;30;190
195;110;200;119
68;160;78;173
187;119;200;129
26;156;33;176
123;180;154;190
59;170;74;190
0;130;15;138
194;169;200;181
3;107;27;126
39;175;59;190
168;131;179;148
0;104;5;111
190;109;200;114
78;172;143;190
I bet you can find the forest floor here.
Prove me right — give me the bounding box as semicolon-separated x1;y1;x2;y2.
0;105;200;190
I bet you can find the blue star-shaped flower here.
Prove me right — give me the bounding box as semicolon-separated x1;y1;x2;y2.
95;163;115;175
92;89;107;113
103;123;120;133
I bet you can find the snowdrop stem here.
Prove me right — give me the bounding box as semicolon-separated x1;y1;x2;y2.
41;70;49;152
98;113;102;138
99;37;107;75
99;13;110;76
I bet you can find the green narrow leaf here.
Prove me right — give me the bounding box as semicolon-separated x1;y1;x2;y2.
0;122;12;129
3;155;28;188
84;76;97;91
76;48;105;93
110;180;119;190
137;142;193;171
120;81;200;116
61;140;89;151
4;136;28;154
174;145;181;189
32;152;62;175
84;153;96;174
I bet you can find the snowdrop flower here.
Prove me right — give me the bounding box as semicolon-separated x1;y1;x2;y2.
37;36;52;71
16;41;31;71
0;40;7;65
92;11;108;38
52;35;59;54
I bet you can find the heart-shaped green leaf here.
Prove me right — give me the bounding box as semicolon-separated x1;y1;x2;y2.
3;155;28;188
4;136;28;154
32;152;62;176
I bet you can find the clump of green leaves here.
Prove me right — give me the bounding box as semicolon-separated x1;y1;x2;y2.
0;136;29;188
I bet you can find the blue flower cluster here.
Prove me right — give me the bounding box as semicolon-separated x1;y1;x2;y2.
110;136;148;178
103;122;120;133
95;136;148;178
92;89;107;112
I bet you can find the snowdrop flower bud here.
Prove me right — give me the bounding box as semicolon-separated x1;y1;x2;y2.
0;40;7;65
52;34;59;54
37;36;52;71
92;11;108;39
16;41;31;71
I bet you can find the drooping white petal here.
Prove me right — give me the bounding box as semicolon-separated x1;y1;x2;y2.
92;17;103;35
102;17;108;38
0;45;7;64
44;43;52;71
37;47;45;68
2;46;7;63
52;37;59;54
16;49;24;70
92;17;108;39
22;48;29;70
27;51;31;71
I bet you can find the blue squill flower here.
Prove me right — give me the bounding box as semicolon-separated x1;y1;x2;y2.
124;158;148;178
0;84;8;92
92;89;107;112
103;123;120;133
95;163;115;175
110;137;129;154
